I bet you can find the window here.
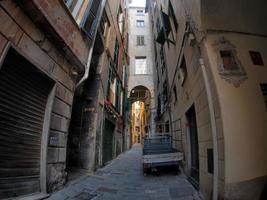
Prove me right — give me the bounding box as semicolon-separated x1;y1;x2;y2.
81;0;102;38
64;0;82;18
107;59;114;100
260;84;267;110
137;35;145;46
220;50;238;70
117;6;124;34
157;95;161;117
160;46;166;73
168;1;178;32
167;0;177;46
135;57;147;74
115;80;121;112
154;35;158;61
179;56;187;85
156;11;173;45
136;20;144;27
165;121;170;133
114;39;119;68
136;10;144;15
173;84;178;103
249;51;264;66
163;80;168;103
207;149;214;174
100;10;110;38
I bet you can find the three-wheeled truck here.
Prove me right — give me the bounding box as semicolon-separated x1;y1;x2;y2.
142;134;183;175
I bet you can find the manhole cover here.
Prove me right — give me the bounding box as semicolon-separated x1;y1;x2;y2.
97;187;118;194
75;192;97;200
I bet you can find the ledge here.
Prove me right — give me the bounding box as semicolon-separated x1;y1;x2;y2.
16;0;91;75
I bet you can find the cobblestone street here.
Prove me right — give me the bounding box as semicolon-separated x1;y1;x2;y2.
47;144;200;200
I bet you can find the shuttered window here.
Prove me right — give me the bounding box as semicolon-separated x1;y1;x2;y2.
137;35;145;46
0;48;54;199
81;0;102;39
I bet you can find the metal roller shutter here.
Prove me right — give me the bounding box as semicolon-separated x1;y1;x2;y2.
0;48;54;199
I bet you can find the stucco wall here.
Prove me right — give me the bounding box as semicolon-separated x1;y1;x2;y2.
201;0;267;35
204;33;267;184
128;6;155;106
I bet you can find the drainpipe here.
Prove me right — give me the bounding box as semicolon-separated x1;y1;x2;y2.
199;58;218;200
76;0;107;88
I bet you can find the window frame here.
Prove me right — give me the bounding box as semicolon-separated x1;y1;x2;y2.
135;57;147;75
249;51;264;66
220;50;239;71
136;20;145;27
136;9;144;16
136;35;145;46
178;56;187;86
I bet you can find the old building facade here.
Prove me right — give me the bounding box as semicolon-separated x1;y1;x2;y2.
0;0;129;199
127;1;156;142
67;0;129;173
149;0;267;199
1;0;267;199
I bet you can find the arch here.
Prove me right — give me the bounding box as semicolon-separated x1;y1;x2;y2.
129;85;151;104
129;85;153;144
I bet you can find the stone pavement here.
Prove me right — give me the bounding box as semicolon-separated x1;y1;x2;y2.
47;144;201;200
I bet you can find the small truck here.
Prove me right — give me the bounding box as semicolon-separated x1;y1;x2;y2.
142;134;183;175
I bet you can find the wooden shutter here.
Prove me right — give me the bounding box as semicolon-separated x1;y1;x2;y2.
81;0;102;39
0;48;54;199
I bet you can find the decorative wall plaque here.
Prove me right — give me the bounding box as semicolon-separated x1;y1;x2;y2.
213;37;247;87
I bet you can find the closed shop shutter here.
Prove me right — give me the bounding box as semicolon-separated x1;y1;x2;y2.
0;48;54;199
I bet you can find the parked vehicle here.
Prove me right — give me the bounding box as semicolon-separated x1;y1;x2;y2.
142;134;183;175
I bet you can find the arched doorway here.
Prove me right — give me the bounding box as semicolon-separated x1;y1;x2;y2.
130;86;151;145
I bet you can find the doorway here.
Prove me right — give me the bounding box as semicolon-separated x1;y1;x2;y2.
186;105;199;188
0;47;55;199
102;119;115;165
129;86;151;145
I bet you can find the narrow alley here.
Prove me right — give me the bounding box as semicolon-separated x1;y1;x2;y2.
48;144;199;200
0;0;267;199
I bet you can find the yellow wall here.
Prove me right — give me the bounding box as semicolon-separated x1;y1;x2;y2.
205;33;267;183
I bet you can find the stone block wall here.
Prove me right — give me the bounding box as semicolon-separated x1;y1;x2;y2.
0;0;87;193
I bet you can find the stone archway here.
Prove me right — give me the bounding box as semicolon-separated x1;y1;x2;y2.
129;86;152;144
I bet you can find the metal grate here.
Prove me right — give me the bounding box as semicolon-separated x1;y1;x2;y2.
0;48;54;199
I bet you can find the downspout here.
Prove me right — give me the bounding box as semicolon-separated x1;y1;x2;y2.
76;0;107;88
199;57;218;200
